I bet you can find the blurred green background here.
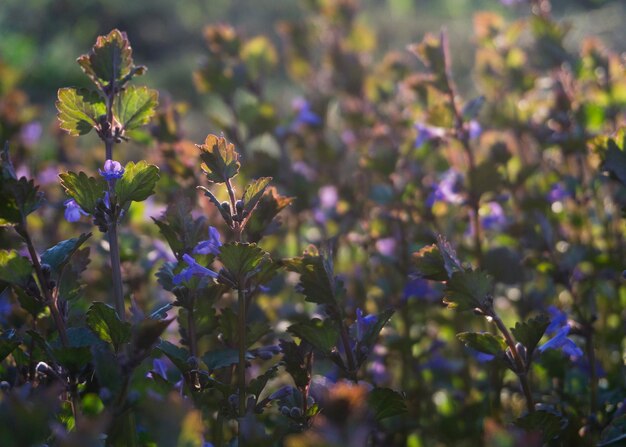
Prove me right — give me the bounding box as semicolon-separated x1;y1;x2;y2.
1;0;625;142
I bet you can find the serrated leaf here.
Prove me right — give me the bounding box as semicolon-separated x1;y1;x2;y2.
59;171;107;214
511;315;549;356
197;134;240;183
515;410;565;442
0;250;33;288
52;327;100;373
114;85;158;132
152;198;207;260
0;330;21;362
288;319;338;355
280;340;312;389
244;186;294;243
218;242;271;283
157;340;191;373
457;332;506;355
283;252;344;308
248;364;280;400
56;88;106;136
77;29;145;88
56;247;90;302
0;176;45;226
444;270;493;311
368;388;407;421
40;233;91;279
86;302;131;350
115;160;160;205
242;177;272;215
436;235;464;278
412;244;447;281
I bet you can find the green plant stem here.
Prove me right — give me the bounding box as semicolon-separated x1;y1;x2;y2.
237;286;247;444
19;222;68;347
491;313;534;413
108;222;126;321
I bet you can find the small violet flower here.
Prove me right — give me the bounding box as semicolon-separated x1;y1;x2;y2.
172;254;219;284
426;169;464;207
481;202;507;231
468;120;482;140
545;305;568;335
403;278;440;302
414;122;446;148
99;159;125;181
64;199;89;222
291;98;321;129
354;308;377;342
547;183;570;203
375;237;396;258
538;325;583;358
193;226;222;256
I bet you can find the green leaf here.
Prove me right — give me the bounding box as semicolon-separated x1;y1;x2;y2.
113;85;158;132
197;134;240;183
457;332;506;355
131;318;174;354
0;250;33;288
244;186;294;243
510;315;550;356
56;246;90;302
602;138;626;186
218;308;238;346
437;235;464;278
242;177;272;216
59;171;107;214
247;322;271;348
115;160;160;205
288;319;338;355
368;388;407;421
77;29;145;87
0;175;44;226
279;340;312;389
412;244;447;281
515;410;565;442
0;330;21;362
56;88;106;136
86;302;131;350
202;349;253;371
157;340;191;373
407;32;448;91
599;415;626;447
52;327;100;373
283;251;345;308
152;198;207;260
248;364;279;400
91;343;123;396
40;233;91;279
443;270;493;312
218;242;272;283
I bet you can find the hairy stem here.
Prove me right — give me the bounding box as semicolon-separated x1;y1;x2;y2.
108;222;126;321
237;286;247;443
19;222;68;347
491;313;534;413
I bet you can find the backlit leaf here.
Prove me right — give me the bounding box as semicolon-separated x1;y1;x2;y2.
114;85;158;132
443;270;493;312
56;88;106;136
59;171;107;214
115;160;160;205
457;332;506;355
197;134;240;183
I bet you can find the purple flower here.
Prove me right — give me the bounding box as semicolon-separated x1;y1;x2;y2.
501;0;526;5
414;123;446;148
64;199;89;222
193;226;222;256
547;183;570;203
20;122;42;147
403;278;439;302
538;325;583;358
468;120;482;140
375;237;396;258
292;98;322;127
172;254;219;284
481;202;507;231
99;159;125;181
545;306;568;335
354;308;377;342
426;169;464;207
468;349;495;363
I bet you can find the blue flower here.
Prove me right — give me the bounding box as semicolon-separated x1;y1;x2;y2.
426;169;464;207
99;159;125;181
468;120;482;140
414;122;446;148
172;254;219;284
481;202;507;231
403;278;439;302
538;325;583;358
293;98;321;127
547;183;570;203
64;199;89;222
545;305;568;335
354;308;377;342
193;226;222;256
